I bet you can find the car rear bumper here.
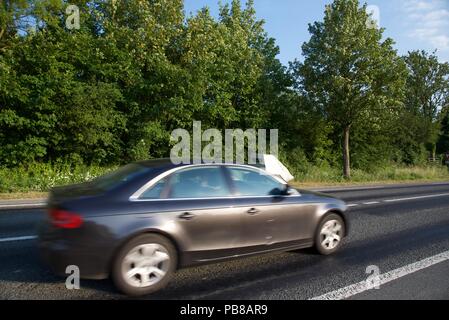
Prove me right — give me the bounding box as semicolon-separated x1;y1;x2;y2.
39;241;109;279
38;237;110;280
38;223;110;279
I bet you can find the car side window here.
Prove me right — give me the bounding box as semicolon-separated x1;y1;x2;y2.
168;167;231;199
229;167;286;197
139;178;167;200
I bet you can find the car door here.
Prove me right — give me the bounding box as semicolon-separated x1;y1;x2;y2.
161;166;243;263
225;166;314;251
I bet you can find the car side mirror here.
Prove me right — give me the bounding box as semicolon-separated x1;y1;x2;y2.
270;186;298;196
270;187;284;196
283;186;298;196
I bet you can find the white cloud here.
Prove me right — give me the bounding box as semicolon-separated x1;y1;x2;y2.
401;0;449;53
430;35;449;49
403;0;437;12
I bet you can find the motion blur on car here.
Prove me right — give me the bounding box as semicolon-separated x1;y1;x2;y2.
38;157;348;296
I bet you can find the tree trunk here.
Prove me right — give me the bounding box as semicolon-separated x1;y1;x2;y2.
343;126;351;179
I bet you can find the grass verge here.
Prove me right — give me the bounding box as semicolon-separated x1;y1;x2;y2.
291;165;449;187
0;163;448;200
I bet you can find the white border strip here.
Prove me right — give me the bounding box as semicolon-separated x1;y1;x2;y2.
315;182;449;192
310;250;449;300
0;235;38;243
0;202;46;208
384;193;449;203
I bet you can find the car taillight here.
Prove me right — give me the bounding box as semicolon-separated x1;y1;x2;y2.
49;208;83;229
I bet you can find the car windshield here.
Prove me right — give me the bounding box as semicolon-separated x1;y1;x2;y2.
89;163;149;191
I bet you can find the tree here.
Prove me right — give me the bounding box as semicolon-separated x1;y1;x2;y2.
0;1;127;165
293;0;406;178
98;0;187;161
403;50;449;159
181;0;275;130
1;0;284;166
437;98;449;155
0;0;29;52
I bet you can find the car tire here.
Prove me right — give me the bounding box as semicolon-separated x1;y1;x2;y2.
112;234;177;296
314;213;345;255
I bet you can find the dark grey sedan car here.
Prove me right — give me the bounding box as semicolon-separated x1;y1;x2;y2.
38;159;348;296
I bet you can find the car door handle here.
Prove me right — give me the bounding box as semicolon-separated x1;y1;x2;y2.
247;208;260;215
179;212;196;220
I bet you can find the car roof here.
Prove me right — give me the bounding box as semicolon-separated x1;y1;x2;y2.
135;158;266;170
131;158;289;187
136;158;177;168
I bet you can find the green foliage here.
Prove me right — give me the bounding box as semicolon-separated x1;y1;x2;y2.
1;0;449;189
437;104;449;154
0;0;272;166
0;23;127;165
404;50;449;120
401;50;449;161
290;163;449;185
0;161;116;193
0;0;30;51
292;0;407;178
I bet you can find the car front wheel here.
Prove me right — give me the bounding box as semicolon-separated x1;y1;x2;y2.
112;234;177;296
315;213;345;255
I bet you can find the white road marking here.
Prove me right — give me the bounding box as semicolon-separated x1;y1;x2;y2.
0;235;38;243
316;186;387;192
310;250;449;300
0;203;46;209
431;182;449;186
346;193;449;208
317;182;449;192
384;193;449;203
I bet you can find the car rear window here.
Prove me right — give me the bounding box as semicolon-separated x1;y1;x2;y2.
89;163;149;191
139;177;168;199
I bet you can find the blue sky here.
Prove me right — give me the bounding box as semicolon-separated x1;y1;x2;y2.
184;0;449;64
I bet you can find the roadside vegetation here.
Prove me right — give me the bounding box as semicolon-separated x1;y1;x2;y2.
0;162;448;196
0;163;115;193
292;164;449;186
1;0;449;196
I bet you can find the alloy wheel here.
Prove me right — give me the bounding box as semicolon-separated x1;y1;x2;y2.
319;220;342;250
121;243;171;288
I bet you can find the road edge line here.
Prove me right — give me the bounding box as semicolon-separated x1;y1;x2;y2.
310;250;449;300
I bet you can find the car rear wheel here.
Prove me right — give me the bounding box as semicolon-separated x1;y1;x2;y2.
112;234;177;296
315;214;345;255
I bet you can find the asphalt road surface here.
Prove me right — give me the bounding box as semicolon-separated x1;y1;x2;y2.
1;182;449;300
